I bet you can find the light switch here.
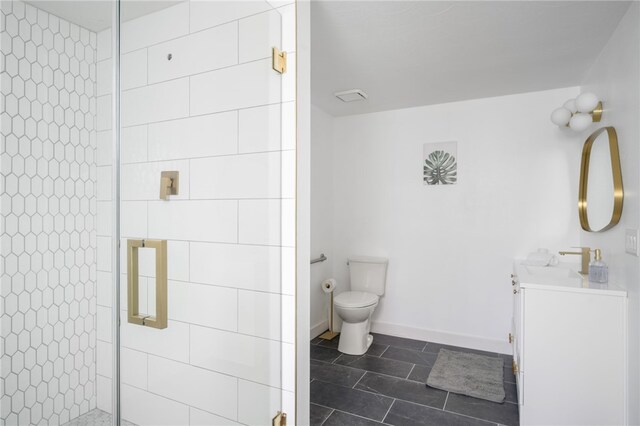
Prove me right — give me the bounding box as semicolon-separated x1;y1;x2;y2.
625;229;639;256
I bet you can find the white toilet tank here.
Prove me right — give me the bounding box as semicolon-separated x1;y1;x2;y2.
348;256;389;296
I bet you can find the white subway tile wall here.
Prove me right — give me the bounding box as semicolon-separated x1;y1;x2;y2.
95;1;296;424
0;1;98;424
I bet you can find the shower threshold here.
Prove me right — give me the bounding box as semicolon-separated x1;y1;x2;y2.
62;409;138;426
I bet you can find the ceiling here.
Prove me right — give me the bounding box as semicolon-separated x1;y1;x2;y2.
25;0;183;32
311;1;631;116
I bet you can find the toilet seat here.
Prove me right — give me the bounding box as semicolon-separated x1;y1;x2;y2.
334;291;378;308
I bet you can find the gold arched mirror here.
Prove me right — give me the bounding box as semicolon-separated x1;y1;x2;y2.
579;126;624;232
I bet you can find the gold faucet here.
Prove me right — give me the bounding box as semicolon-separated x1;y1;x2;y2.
558;247;591;275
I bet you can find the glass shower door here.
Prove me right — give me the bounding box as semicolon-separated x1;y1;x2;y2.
109;1;296;425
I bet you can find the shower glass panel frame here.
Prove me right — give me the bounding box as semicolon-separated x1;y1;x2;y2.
110;1;121;424
108;1;297;425
0;0;295;424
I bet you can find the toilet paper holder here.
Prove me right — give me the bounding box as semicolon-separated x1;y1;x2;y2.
311;253;327;264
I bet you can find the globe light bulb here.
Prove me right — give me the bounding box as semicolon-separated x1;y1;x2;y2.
563;99;578;113
576;92;599;113
550;107;572;126
569;113;592;131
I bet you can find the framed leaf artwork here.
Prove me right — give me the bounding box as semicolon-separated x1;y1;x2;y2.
423;141;457;185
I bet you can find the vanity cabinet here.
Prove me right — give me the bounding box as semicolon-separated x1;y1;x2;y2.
511;262;627;426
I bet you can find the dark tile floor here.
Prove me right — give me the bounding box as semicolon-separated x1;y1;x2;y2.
310;333;519;426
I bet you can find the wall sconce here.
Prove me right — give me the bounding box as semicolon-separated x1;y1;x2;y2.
551;92;603;131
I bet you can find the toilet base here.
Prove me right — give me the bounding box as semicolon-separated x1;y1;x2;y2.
338;320;374;355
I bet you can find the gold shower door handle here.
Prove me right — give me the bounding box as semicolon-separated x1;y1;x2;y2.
127;239;168;329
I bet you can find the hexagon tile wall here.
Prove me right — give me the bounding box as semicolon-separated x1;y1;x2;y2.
1;1;97;425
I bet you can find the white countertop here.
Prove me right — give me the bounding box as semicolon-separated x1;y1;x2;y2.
513;260;627;297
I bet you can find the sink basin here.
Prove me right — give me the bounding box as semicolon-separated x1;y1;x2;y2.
524;265;581;278
518;264;584;287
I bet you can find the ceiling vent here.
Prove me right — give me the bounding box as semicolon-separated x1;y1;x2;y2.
334;89;368;102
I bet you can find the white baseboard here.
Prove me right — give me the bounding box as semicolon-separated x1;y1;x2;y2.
371;320;512;355
310;320;329;339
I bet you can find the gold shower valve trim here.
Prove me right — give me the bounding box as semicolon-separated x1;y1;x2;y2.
160;171;179;200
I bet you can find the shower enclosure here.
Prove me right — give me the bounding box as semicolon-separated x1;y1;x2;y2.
1;0;297;424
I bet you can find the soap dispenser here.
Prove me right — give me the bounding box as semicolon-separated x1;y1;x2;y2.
588;249;608;283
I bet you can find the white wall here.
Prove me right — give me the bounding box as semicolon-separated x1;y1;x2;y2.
310;105;334;336
579;3;640;424
313;87;583;353
94;2;297;424
1;2;97;424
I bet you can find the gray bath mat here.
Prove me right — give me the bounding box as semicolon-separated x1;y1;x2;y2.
426;349;505;403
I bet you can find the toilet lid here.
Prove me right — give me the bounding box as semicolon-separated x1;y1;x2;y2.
334;291;379;308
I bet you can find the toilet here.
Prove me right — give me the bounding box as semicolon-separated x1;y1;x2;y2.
334;256;388;355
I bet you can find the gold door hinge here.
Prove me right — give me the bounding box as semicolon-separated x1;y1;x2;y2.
272;47;287;74
273;411;287;426
512;361;519;375
508;333;513;343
